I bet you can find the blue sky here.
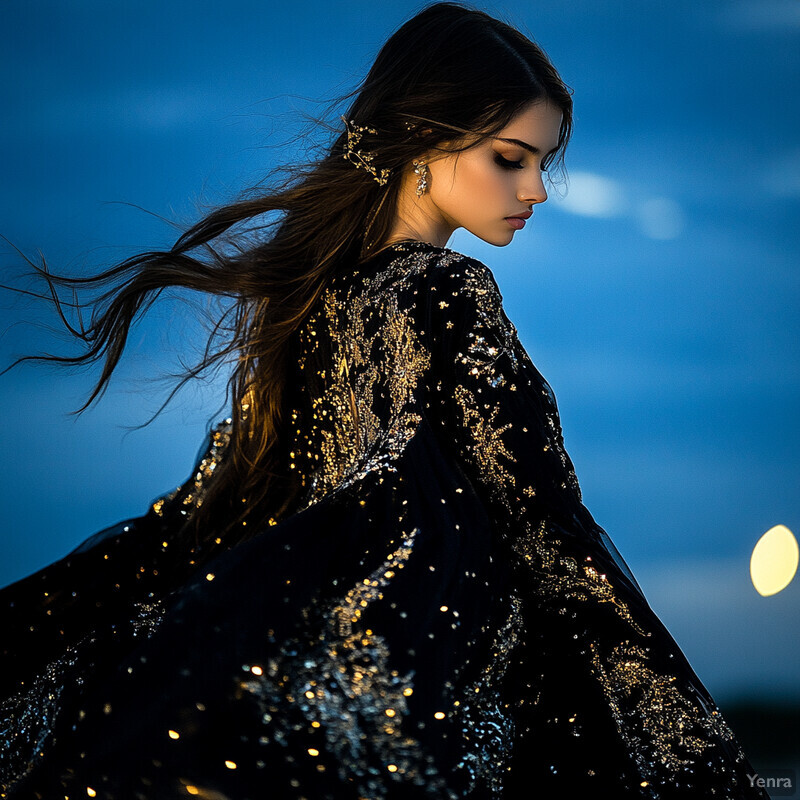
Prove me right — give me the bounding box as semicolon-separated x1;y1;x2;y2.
1;1;798;702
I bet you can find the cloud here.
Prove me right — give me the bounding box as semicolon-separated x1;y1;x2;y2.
551;170;685;240
552;170;628;217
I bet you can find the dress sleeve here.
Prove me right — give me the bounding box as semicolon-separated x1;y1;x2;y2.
423;252;766;798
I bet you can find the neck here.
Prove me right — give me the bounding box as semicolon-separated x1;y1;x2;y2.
386;168;454;247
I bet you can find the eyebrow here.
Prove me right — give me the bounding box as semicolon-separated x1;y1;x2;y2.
496;137;557;157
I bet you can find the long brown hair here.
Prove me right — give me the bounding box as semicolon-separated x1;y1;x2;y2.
2;2;573;546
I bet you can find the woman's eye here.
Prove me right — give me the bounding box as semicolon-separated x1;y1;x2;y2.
494;154;524;171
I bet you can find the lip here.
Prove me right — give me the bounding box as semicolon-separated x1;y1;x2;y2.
504;210;532;230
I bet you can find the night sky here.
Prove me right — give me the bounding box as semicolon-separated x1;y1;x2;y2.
1;1;798;703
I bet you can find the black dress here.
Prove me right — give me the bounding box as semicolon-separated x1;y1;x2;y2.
0;240;767;799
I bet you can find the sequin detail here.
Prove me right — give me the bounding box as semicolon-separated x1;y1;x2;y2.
452;383;517;514
511;520;649;637
452;590;524;795
0;636;88;791
151;420;233;518
588;640;747;791
130;598;166;639
0;240;765;799
238;527;458;799
427;248;754;793
290;250;431;507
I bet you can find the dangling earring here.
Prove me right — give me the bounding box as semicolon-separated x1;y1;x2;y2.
413;160;429;197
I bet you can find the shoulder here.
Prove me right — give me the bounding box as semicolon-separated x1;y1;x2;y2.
332;241;505;327
380;241;502;300
412;245;507;326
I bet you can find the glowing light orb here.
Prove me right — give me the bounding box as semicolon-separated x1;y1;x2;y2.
750;525;798;596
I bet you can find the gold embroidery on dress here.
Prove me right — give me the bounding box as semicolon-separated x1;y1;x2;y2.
150;419;233;517
238;527;459;800
444;254;747;787
510;521;649;637
452;383;516;514
587;640;744;782
291;257;431;507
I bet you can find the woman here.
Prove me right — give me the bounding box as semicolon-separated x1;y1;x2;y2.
0;3;767;798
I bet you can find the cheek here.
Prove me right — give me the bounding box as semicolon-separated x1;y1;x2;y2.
431;157;509;220
456;162;507;212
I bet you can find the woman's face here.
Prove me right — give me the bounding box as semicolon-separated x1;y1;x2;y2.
402;101;563;247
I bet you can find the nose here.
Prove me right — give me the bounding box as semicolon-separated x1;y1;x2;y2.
518;171;548;206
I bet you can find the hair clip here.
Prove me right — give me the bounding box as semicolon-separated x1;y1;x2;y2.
341;115;391;186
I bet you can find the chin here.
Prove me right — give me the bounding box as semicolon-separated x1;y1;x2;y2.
474;230;515;247
455;221;516;248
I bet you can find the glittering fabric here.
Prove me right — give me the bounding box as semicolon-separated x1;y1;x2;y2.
0;240;766;799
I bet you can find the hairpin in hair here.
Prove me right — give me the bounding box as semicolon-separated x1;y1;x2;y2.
341;115;391;186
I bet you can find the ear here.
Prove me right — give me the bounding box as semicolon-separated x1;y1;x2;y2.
414;130;438;164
